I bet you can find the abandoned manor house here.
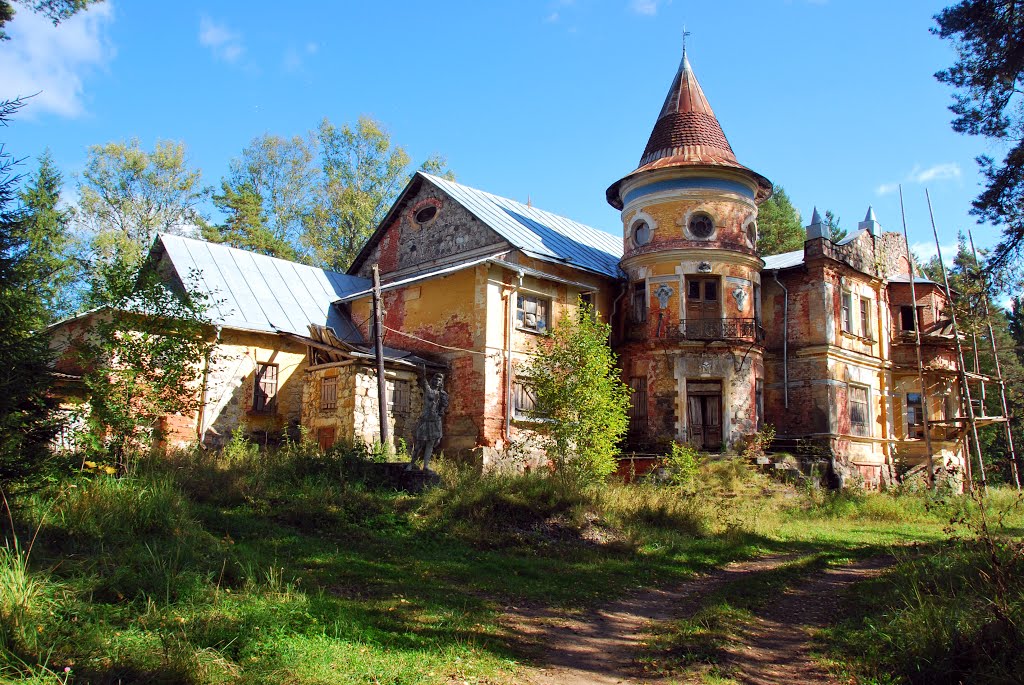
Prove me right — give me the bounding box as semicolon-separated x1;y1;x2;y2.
49;51;968;488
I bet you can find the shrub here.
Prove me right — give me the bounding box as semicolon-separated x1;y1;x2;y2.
662;441;701;488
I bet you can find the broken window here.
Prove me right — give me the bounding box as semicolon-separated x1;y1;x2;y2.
252;363;278;413
513;379;538;419
517;294;550;333
900;305;926;333
849;384;870;437
320;375;338;410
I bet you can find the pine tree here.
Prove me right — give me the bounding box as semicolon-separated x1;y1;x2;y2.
756;187;806;256
18;149;78;321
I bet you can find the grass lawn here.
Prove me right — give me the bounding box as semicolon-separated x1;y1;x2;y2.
1;444;1020;684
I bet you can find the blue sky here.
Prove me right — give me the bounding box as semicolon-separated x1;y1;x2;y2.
0;0;996;265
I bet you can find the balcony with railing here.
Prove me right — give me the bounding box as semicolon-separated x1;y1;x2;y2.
626;317;764;343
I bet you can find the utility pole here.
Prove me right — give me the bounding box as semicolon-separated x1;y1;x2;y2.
372;264;391;451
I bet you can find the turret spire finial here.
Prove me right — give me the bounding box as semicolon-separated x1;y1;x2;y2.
682;25;691;57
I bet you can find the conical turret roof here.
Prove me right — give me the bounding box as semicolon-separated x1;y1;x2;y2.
639;53;736;167
607;51;772;209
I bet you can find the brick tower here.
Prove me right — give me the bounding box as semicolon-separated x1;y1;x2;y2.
607;50;773;451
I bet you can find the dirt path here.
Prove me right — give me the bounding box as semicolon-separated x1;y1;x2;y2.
509;554;893;685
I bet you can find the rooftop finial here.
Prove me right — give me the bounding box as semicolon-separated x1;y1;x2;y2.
682;25;691;57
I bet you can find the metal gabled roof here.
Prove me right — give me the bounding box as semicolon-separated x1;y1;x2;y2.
155;234;369;341
421;173;623;279
761;249;805;271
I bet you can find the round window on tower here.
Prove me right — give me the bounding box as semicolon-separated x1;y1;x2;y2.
632;219;652;246
688;213;715;239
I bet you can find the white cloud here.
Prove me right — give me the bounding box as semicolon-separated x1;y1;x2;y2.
910;240;958;265
283;42;320;71
876;162;962;196
630;0;659;15
199;15;244;63
545;11;560;23
909;162;961;184
0;2;115;118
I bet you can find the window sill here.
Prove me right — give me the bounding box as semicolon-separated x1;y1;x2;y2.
840;330;875;343
516;326;549;336
246;409;277;417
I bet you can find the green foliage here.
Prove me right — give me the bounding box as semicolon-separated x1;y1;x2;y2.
18;150;79;321
662;441;701;488
824;209;847;243
0;98;62;494
933;1;1024;274
76;261;214;471
522;301;632;485
306;116;453;271
756;186;806;256
207;117;454;271
77;138;208;286
0;0;97;40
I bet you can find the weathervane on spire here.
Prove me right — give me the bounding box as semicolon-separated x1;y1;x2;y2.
682;25;691;56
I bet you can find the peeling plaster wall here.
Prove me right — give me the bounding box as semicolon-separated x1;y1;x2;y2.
199;330;307;446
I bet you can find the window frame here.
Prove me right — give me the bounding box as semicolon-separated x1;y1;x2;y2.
320;375;338;411
848;383;870;437
516;293;551;334
632;281;647;324
906;392;924;439
859;296;872;339
841;291;854;333
628;376;648;436
512;378;540;420
252;362;279;414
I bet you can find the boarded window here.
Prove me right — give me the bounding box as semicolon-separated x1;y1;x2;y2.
320;375;338;410
317;426;336;451
513;380;537;418
389;379;411;415
909;389;925;438
629;377;647;436
517;294;550;333
849;384;870;436
253;363;278;413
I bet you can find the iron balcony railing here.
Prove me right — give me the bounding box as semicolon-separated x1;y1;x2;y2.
627;317;764;343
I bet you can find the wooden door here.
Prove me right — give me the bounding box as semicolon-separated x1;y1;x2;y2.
687;382;722;450
686;277;720;321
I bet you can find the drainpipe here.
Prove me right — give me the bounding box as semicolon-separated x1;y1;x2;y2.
197;324;222;446
610;282;627;342
504;270;524;442
772;271;789;409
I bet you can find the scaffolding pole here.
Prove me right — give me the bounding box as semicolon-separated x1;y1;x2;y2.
899;186;936;490
967;229;1021;489
926;190;986;493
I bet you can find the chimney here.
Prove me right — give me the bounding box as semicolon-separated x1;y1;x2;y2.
858;206;881;236
806;207;825;240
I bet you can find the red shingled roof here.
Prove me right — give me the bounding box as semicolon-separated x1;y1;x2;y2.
606;53;772;209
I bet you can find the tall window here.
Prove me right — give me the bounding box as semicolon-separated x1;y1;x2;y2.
755;379;764;430
253;363;278;413
859;297;871;338
841;292;854;333
629;377;648;436
517;294;550;333
579;292;596;319
849;384;870;436
632;282;647;324
320;375;338;410
906;392;924;439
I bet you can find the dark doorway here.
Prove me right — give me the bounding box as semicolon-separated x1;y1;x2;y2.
687;380;722;450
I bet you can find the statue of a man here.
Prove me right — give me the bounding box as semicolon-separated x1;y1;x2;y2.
410;368;448;471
